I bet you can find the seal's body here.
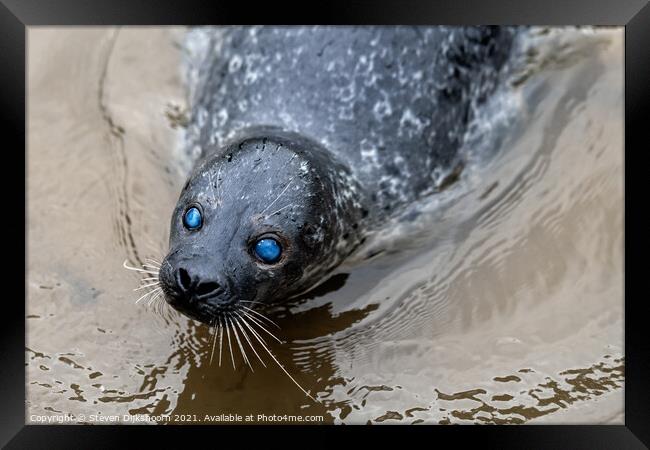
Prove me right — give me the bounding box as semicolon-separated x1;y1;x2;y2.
160;26;516;324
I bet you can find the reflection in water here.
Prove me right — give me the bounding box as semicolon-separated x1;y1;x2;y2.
27;27;623;424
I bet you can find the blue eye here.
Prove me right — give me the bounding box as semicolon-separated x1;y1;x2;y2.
254;238;282;264
183;206;202;230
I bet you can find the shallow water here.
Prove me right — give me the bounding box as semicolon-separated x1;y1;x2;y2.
26;26;623;424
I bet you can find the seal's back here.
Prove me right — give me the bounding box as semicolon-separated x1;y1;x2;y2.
187;26;516;213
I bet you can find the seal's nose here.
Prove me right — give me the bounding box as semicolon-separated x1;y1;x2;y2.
176;267;223;300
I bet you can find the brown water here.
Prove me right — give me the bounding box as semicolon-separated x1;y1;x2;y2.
26;26;624;425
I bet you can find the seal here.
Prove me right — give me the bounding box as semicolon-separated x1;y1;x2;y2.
159;26;517;325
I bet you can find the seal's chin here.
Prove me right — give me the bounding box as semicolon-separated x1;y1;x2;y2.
162;289;242;325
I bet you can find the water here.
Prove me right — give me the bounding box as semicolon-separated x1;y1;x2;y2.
26;26;623;424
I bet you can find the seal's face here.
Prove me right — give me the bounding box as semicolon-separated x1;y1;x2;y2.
159;132;364;325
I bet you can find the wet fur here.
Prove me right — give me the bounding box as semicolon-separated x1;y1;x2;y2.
162;26;517;322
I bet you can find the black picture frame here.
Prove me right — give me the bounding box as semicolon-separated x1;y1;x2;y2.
4;0;648;447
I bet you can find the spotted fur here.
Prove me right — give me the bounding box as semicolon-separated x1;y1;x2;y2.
161;26;517;323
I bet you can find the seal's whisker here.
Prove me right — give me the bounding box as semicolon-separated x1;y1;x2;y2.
144;258;162;267
215;165;222;205
156;301;171;321
126;268;160;276
125;255;172;323
151;292;167;314
146;288;163;306
149;294;160;312
209;319;218;366
240;309;282;341
236;313;271;357
144;292;178;327
135;287;162;304
259;177;294;216
148;293;164;310
240;305;280;329
240;310;284;344
234;312;267;368
240;304;280;326
134;282;160;292
240;312;316;402
140;276;159;282
144;288;162;306
228;316;252;372
218;316;224;367
237;300;266;310
264;203;294;219
123;260;160;275
224;315;236;370
207;171;215;204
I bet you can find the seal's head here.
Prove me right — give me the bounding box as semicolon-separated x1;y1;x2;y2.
159;129;365;324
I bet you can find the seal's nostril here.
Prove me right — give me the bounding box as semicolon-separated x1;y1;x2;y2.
176;267;222;299
196;281;221;297
178;268;192;292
